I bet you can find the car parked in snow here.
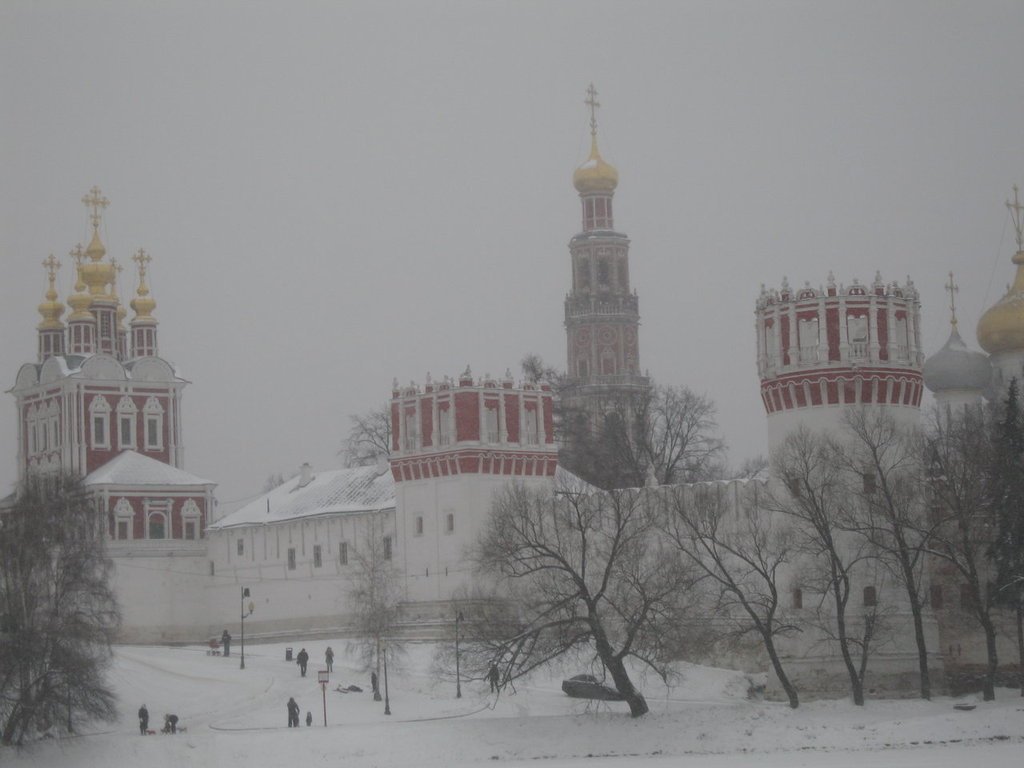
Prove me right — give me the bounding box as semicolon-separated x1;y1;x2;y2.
560;674;625;701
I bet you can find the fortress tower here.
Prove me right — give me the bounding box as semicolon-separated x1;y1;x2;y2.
562;85;648;416
390;369;557;604
755;272;925;451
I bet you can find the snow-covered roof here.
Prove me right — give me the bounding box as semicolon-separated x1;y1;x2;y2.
209;465;396;530
84;450;215;487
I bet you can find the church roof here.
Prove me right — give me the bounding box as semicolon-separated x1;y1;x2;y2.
84;450;215;488
209;465;396;530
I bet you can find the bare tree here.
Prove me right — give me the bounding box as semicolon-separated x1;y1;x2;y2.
926;405;1001;700
658;482;802;708
0;475;120;745
474;481;700;717
345;517;401;699
839;409;935;699
768;428;883;705
262;472;288;492
562;384;724;490
343;406;392;468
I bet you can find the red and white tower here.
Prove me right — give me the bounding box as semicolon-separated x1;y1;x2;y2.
755;272;925;450
390;368;558;604
562;85;648;414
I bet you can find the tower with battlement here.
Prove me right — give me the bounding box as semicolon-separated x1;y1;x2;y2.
389;368;558;605
755;272;925;451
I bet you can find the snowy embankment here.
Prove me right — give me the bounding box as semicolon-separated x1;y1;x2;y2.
4;640;1023;768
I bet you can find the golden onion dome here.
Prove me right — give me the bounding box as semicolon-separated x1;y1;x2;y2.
130;248;157;323
37;256;65;330
977;249;1024;354
573;135;618;195
81;230;116;298
66;286;93;321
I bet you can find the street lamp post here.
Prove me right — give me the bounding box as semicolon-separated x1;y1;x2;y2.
239;587;254;670
455;610;464;699
383;644;391;716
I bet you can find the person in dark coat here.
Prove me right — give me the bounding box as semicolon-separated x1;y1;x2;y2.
488;663;500;692
221;629;231;657
370;670;379;695
163;713;179;734
296;648;309;677
324;646;334;673
287;697;300;727
305;711;312;727
138;704;149;735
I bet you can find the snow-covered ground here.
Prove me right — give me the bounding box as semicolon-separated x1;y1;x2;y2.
4;640;1023;767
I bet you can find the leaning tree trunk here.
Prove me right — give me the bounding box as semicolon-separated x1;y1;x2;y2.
907;590;931;700
763;634;799;708
980;613;999;701
590;614;648;717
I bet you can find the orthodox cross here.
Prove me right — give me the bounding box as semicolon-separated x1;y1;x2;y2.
68;243;85;267
585;83;600;137
42;253;61;286
944;271;959;328
132;248;152;290
1008;184;1023;252
82;186;109;230
111;257;123;293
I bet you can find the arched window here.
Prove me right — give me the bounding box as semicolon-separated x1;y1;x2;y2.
148;512;166;540
143;397;164;450
89;396;111;449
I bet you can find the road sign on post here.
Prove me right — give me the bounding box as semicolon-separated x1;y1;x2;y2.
318;670;329;726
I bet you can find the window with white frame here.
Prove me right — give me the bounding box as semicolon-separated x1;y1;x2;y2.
89;396;111;449
181;499;201;541
287;548;296;570
438;407;450;445
117;396;137;449
313;545;322;568
145;499;171;539
113;497;133;540
523;406;539;444
403;410;418;450
26;406;37;455
383;535;392;561
485;406;499;443
237;538;245;556
339;541;348;566
144;397;164;450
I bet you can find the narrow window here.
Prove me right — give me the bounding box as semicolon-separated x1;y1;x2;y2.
446;513;454;534
146;416;161;449
120;416;133;447
287;548;296;570
597;259;609;285
184;521;196;540
313;545;322;568
117;520;129;540
339;542;348;566
383;535;392;561
93;416;107;447
863;586;877;607
930;584;943;610
415;516;423;536
792;588;803;610
148;513;165;540
237;538;244;556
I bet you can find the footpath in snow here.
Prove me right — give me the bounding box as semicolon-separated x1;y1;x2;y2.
4;640;1023;768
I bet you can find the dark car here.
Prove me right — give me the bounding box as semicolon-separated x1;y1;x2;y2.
561;674;625;701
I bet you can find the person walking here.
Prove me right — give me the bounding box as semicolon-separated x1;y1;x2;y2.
138;704;149;735
305;711;312;727
221;629;231;657
296;648;309;677
370;670;379;696
488;663;500;692
287;697;300;728
324;646;334;673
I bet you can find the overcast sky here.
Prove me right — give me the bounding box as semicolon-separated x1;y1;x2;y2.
2;1;1022;510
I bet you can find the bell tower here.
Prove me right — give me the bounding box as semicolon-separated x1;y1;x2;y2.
562;85;648;414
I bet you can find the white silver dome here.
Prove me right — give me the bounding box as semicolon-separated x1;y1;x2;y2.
923;326;992;393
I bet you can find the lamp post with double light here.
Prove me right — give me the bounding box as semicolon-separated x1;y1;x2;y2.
455;610;464;699
240;587;254;670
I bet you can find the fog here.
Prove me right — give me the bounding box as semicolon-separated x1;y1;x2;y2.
2;1;1021;510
